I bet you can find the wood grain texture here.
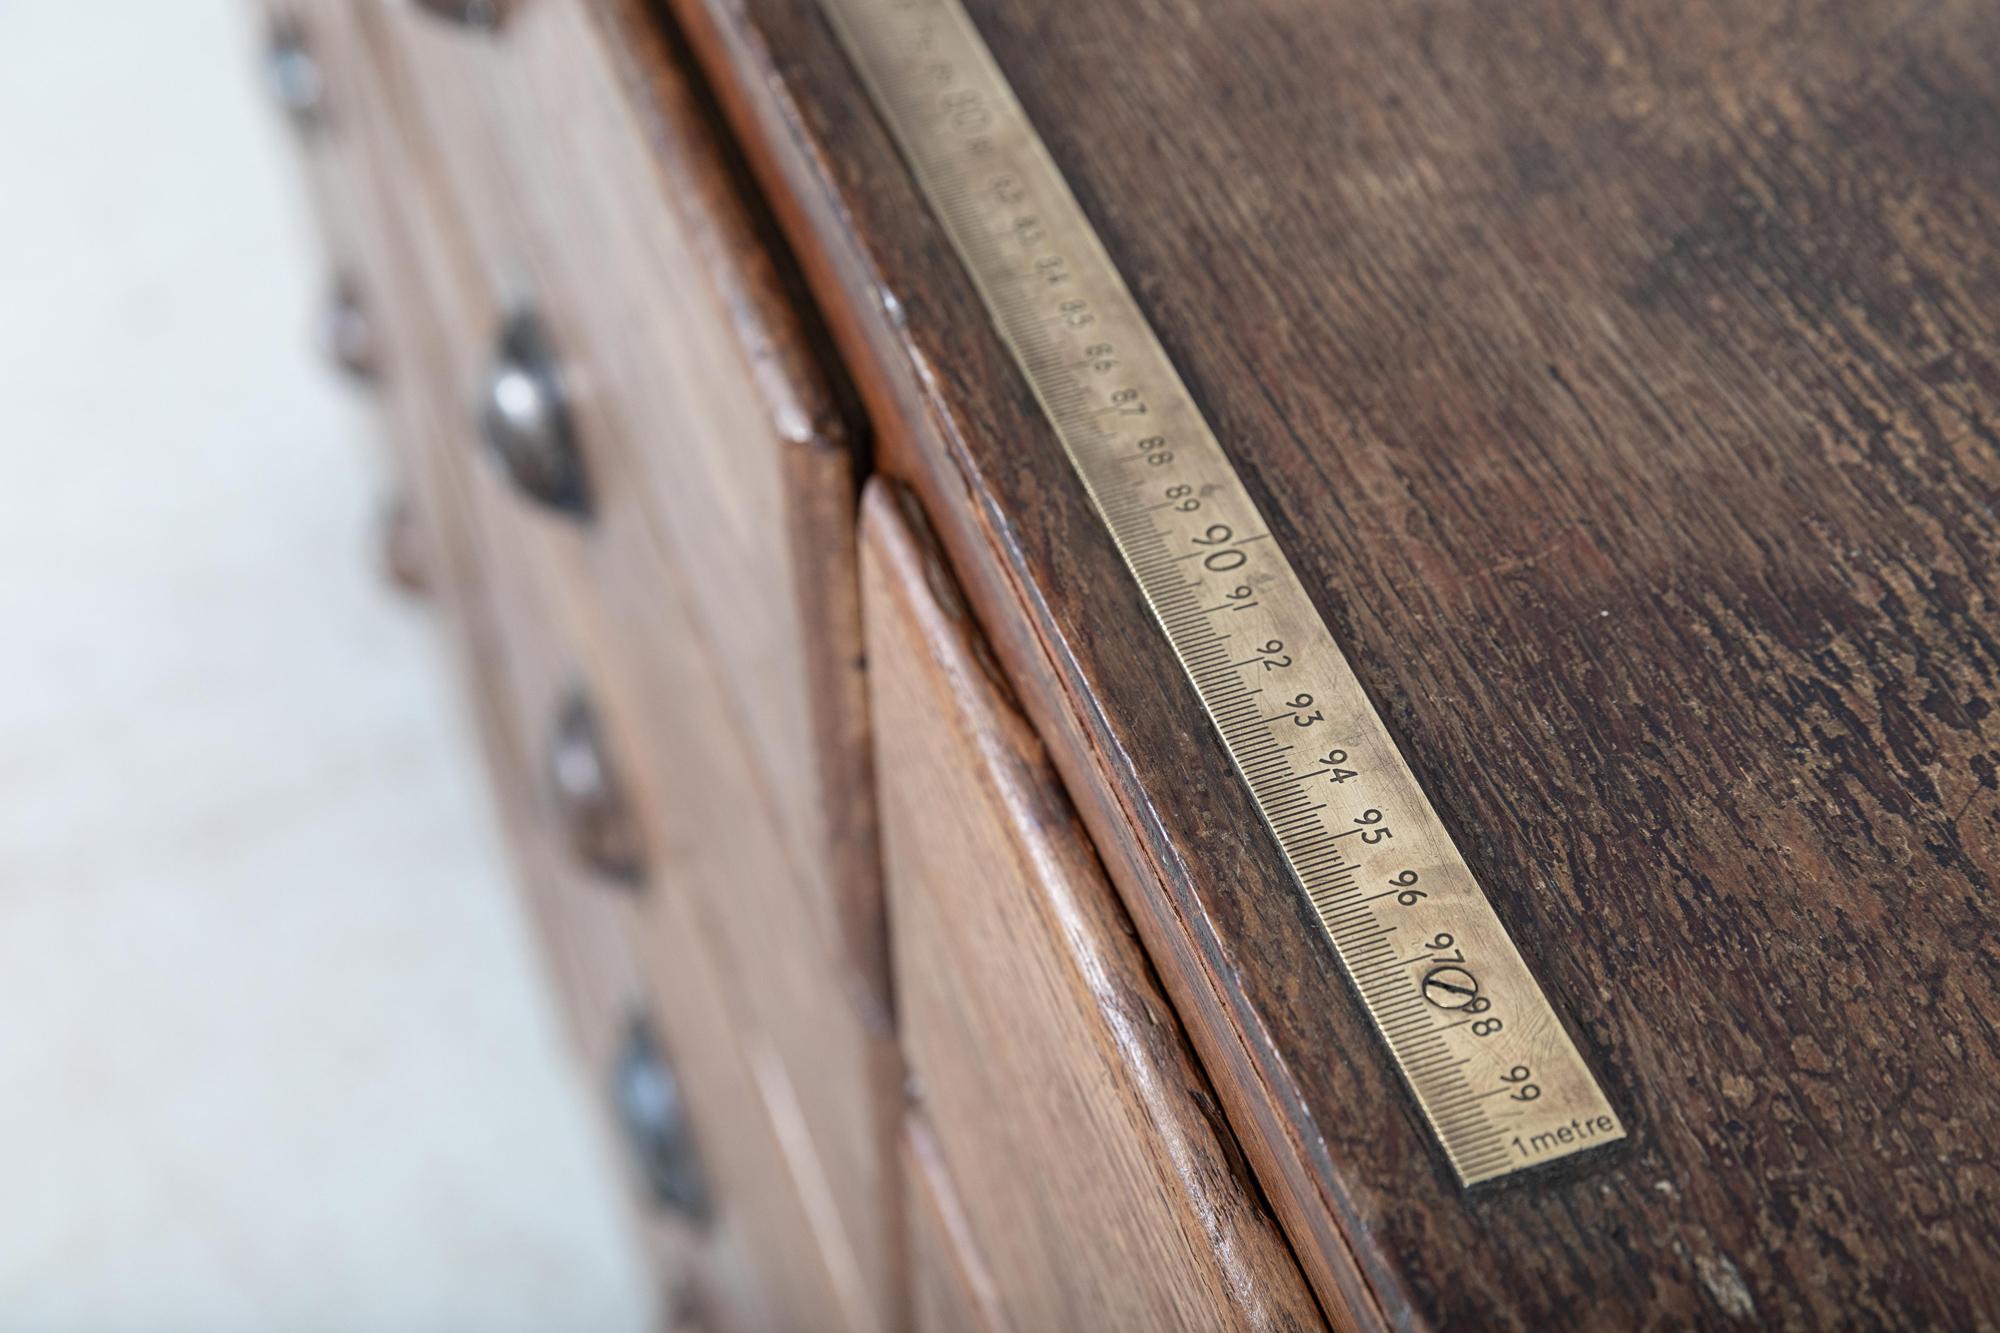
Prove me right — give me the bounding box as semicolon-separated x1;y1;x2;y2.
581;0;886;1013
386;267;853;1333
344;6;905;1325
277;26;697;1318
278;8;886;1326
295;0;646;1070
903;1116;1008;1333
668;0;2000;1325
380;0;886;1010
863;481;1327;1332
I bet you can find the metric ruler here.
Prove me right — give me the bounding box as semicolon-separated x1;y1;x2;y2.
818;0;1624;1185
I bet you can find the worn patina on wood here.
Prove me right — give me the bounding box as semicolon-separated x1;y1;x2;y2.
660;0;2000;1323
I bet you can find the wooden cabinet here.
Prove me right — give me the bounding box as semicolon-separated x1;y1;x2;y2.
385;0;881;964
862;483;1325;1331
260;0;2000;1327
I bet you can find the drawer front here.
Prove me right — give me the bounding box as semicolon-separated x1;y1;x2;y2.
370;230;873;1333
410;210;896;1333
255;3;366;285
538;481;900;1333
904;1116;1007;1333
861;482;1328;1333
445;440;881;1333
259;0;449;393
263;13;881;1325
361;6;899;1321
382;0;880;996
445;567;861;1333
434;398;650;1066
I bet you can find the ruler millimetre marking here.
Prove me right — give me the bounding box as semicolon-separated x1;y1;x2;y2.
818;0;1623;1185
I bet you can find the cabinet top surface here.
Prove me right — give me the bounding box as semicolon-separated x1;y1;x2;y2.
672;0;2000;1323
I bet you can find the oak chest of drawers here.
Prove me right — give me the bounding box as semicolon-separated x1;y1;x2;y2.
259;0;2000;1327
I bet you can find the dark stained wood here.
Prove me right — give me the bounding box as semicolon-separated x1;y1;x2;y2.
663;0;2000;1325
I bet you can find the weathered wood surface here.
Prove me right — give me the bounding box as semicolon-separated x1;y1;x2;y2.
665;0;2000;1324
863;481;1326;1331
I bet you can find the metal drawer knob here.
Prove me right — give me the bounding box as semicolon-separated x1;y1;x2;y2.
479;310;588;515
613;1015;711;1222
316;281;377;380
377;495;429;596
412;0;505;30
263;20;323;127
547;693;643;884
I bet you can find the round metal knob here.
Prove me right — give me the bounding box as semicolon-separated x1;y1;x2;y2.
264;20;324;127
480;310;588;514
613;1015;711;1223
547;692;644;884
377;494;430;596
412;0;505;29
316;281;377;380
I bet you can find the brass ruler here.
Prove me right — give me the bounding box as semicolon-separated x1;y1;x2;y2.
819;0;1624;1185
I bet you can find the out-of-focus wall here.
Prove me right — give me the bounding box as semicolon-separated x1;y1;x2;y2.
0;2;651;1327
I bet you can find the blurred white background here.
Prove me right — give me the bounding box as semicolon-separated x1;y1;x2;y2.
0;0;651;1327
